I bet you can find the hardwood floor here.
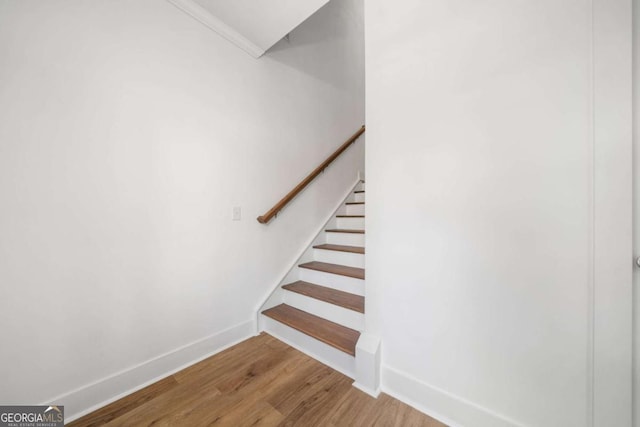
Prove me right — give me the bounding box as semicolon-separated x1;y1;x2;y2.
69;333;446;427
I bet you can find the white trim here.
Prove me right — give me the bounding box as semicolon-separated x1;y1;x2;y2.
165;0;265;58
46;319;256;423
633;0;640;424
382;365;525;427
355;332;380;397
351;382;380;398
591;0;634;425
587;2;595;424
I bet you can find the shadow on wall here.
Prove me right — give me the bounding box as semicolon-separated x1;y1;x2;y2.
263;0;363;92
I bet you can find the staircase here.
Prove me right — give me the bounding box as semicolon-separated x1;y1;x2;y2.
260;182;367;378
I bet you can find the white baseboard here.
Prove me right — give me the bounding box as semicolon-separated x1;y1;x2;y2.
382;365;525;427
47;319;256;423
352;382;380;398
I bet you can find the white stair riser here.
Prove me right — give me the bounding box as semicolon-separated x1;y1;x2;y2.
299;268;365;296
337;217;365;229
326;231;365;246
354;193;365;203
260;316;356;378
314;248;364;268
346;204;365;215
283;291;364;331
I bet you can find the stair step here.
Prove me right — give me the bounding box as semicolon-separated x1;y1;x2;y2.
299;261;365;280
325;229;364;234
346;202;365;205
336;215;364;229
346;204;365;216
313;244;365;254
262;304;360;356
336;215;364;218
354;190;365;193
313;244;364;268
283;281;365;313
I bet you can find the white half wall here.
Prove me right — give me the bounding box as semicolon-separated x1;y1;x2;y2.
366;1;632;426
0;0;364;419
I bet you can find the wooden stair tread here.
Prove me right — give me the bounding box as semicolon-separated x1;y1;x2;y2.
336;215;364;218
346;202;364;205
325;229;364;234
299;261;365;280
313;244;365;254
262;304;360;356
282;281;364;313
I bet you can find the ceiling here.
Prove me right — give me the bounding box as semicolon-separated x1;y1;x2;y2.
167;0;331;57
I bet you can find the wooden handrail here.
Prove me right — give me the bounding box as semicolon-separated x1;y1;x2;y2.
257;125;366;224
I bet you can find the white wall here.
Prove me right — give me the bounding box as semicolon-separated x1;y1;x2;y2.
0;0;364;417
366;1;631;426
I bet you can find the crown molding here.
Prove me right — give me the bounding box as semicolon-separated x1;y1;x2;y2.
166;0;265;58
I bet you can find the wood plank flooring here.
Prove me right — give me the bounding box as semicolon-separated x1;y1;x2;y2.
69;333;446;427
